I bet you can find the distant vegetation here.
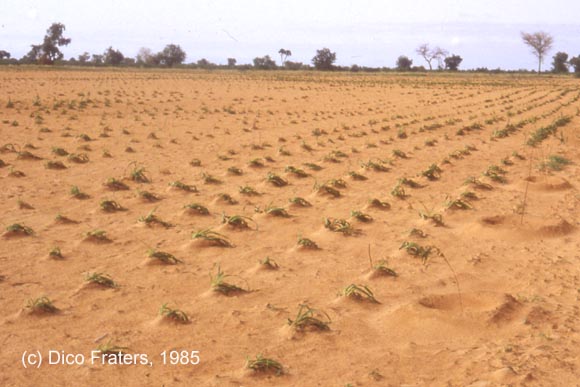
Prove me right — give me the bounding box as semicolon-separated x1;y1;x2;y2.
1;22;579;76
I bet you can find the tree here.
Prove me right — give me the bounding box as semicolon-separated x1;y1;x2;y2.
0;50;11;60
136;47;156;66
521;31;554;73
77;52;90;64
570;56;580;75
278;48;292;65
91;54;103;65
227;58;237;67
552;52;569;73
416;44;447;70
312;48;336;71
26;22;71;64
284;61;303;70
396;55;413;71
253;55;277;70
444;54;463;71
158;44;186;67
103;47;124;66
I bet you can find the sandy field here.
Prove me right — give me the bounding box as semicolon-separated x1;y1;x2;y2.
0;68;579;386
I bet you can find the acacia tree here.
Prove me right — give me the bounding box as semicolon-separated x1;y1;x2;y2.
0;50;11;60
552;52;569;73
521;31;553;73
416;44;447;70
312;48;336;71
278;48;292;65
158;44;186;67
444;55;463;71
26;22;71;64
103;47;124;66
396;55;413;71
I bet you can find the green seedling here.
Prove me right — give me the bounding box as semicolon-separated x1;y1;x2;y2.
248;158;265;168
368;198;390;209
67;153;89;163
83;230;110;243
349;171;368;181
303;162;322;171
314;182;341;197
259;256;279;270
399;241;433;262
419;210;444;226
540;155;572;171
289;197;311;207
192;229;232;247
361;160;389;172
327;178;347;189
324;218;356;235
51;147;69;156
148;249;182;264
100;200;125;212
398;177;421;188
0;143;17;153
266;172;288;187
49;247;63;259
8;167;25;177
4;223;34;236
190;158;202;167
104;178;129;191
27;296;58;314
297;236;319;250
460;191;478;200
217;193;238;204
239;185;261;196
287;304;331;331
70;185;89;199
422;164;442;180
138;208;172;228
210;264;246;295
391;183;407;199
246;354;284;376
184;203;209;215
137;190;161;202
127;162;150;183
16;151;42;160
159;303;189;323
45;160;67;170
285;165;309;177
169;181;197;192
464;176;492;190
339;284;379;303
222;214;256;230
96;341;128;356
265;204;289;217
201;172;221;184
350;210;373;223
392;149;407;158
227;166;243;175
446;198;472;210
54;214;77;224
409;228;427;238
86;272;118;288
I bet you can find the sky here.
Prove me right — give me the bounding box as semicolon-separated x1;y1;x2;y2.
1;0;579;70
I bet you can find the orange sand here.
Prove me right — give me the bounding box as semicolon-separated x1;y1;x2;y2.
0;69;579;386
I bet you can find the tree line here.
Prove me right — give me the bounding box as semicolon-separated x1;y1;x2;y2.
1;23;579;75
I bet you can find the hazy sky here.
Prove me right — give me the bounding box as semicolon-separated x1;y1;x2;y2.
1;0;579;69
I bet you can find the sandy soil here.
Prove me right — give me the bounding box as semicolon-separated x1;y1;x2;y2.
0;69;579;386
